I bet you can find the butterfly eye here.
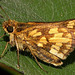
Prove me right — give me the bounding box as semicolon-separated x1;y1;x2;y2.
7;26;13;33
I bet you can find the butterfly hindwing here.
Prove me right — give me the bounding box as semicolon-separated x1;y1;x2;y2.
23;26;73;66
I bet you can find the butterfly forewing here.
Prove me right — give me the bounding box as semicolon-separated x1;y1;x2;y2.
14;20;74;66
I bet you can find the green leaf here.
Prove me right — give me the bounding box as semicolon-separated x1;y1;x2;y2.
0;0;75;75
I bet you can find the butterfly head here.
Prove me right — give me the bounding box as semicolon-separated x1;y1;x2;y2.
3;19;17;34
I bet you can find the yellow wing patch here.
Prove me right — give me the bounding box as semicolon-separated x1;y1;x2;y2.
33;32;42;37
39;37;47;44
49;38;71;43
49;28;58;34
49;48;66;59
67;21;75;28
37;36;47;47
29;29;38;36
54;33;63;37
56;43;62;47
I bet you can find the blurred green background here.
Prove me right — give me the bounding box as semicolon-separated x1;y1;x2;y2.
0;0;75;75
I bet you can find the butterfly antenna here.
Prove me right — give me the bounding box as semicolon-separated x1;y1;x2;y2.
0;5;10;20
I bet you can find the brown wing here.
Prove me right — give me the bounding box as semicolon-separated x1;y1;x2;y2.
23;26;73;66
14;20;75;66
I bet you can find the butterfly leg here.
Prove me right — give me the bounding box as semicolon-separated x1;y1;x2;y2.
0;33;6;38
17;47;20;69
0;42;8;58
15;41;20;69
32;53;47;73
28;45;48;73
